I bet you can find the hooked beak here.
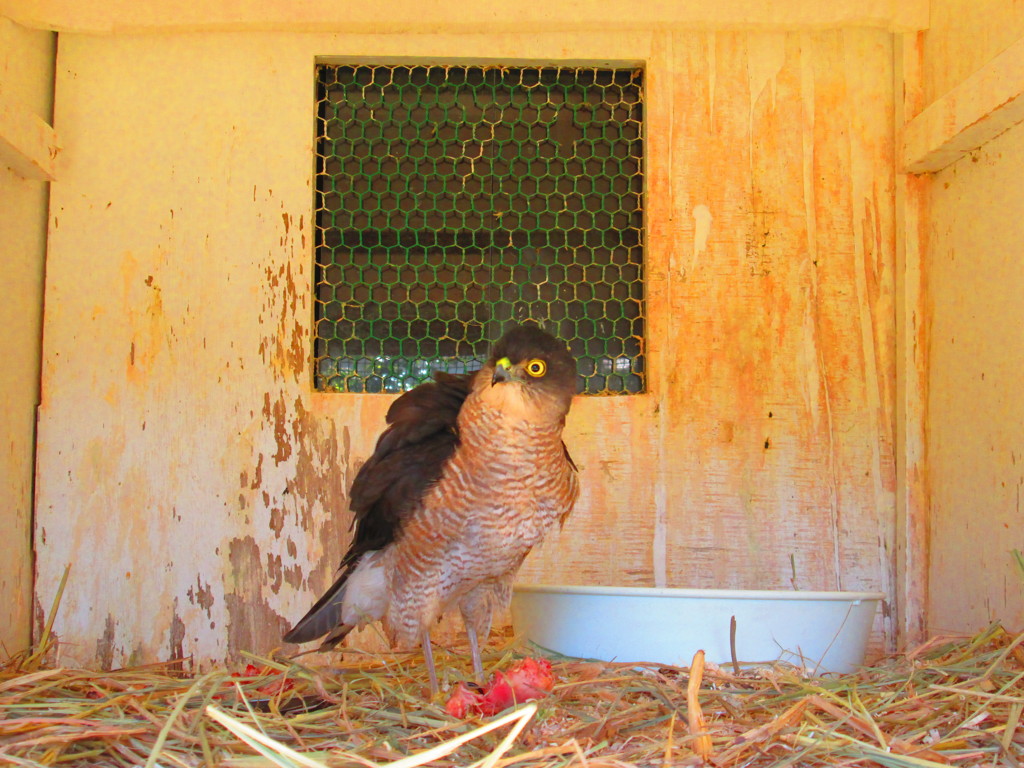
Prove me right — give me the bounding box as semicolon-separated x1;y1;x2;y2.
492;357;514;386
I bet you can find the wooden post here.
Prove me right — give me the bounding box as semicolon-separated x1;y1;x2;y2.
894;31;931;649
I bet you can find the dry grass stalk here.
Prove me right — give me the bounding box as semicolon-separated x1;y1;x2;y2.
686;650;713;762
2;623;1024;767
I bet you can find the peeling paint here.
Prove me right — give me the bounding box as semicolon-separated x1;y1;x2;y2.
252;454;264;489
265;393;292;464
187;575;215;616
288;397;347;533
266;552;283;593
259;261;307;384
269;506;285;537
96;615;116;670
224;536;290;658
283;561;304;590
168;601;185;660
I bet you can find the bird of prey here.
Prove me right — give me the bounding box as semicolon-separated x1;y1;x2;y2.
284;323;579;694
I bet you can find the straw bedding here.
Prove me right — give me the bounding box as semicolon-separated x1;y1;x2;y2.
2;623;1022;768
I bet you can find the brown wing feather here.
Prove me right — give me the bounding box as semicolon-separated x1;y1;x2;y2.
282;371;473;645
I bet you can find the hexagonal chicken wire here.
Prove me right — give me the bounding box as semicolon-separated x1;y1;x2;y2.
313;65;644;394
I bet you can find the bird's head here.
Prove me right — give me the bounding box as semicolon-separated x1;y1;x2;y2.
484;324;577;416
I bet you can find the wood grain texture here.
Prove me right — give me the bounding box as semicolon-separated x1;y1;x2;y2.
648;30;897;652
905;33;1024;174
894;32;931;649
34;28;897;667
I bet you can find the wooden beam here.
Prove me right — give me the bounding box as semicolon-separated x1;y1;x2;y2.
904;33;1024;174
894;32;930;649
1;0;928;35
0;91;58;181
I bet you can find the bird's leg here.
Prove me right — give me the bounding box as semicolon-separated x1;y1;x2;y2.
421;629;439;696
466;625;485;684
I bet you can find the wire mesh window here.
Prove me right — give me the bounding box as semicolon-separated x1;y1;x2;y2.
313;65;644;394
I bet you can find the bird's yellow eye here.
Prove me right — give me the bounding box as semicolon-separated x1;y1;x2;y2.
525;359;547;377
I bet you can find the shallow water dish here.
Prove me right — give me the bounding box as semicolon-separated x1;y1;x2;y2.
511;585;885;674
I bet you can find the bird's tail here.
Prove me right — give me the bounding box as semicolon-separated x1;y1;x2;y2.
283;550;387;648
282;576;351;646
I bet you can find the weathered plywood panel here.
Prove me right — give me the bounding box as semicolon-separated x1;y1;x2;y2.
925;119;1024;635
38;33;324;664
36;28;896;668
0;17;55;658
652;31;897;650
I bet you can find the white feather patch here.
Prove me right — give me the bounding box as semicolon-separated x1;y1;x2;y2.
341;550;389;626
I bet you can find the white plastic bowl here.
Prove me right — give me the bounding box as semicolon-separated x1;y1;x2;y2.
511;584;884;674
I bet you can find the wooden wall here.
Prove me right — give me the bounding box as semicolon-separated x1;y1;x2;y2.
0;17;54;657
34;27;897;667
924;120;1024;634
917;0;1024;634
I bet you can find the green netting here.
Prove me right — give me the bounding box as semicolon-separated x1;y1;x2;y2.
313;65;644;394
